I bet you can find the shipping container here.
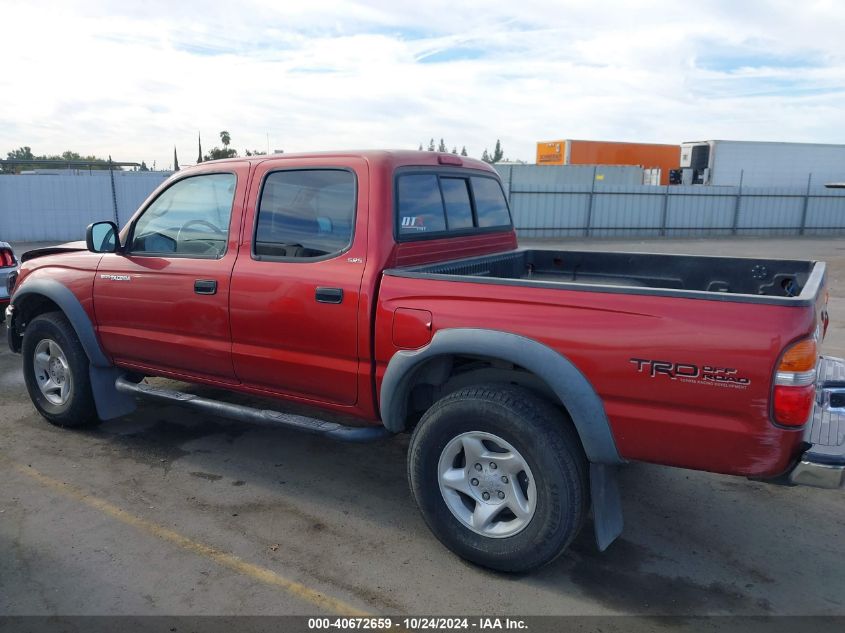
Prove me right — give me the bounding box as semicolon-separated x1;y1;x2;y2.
680;140;845;187
536;139;679;185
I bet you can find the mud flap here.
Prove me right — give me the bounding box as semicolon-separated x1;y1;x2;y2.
590;462;623;551
89;366;136;420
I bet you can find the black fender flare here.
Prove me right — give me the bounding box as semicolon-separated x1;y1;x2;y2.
11;279;136;420
380;327;625;550
380;328;622;465
13;279;110;366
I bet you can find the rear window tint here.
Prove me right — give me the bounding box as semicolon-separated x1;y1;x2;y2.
470;177;511;227
441;177;474;230
397;174;446;235
255;169;355;258
396;172;511;239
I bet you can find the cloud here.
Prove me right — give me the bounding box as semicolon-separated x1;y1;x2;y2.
1;0;844;170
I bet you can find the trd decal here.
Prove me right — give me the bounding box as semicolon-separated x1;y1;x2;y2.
630;358;751;388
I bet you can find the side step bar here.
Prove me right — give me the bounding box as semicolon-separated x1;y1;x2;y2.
114;377;394;443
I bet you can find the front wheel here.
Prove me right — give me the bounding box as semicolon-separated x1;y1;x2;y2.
22;312;98;428
408;384;588;573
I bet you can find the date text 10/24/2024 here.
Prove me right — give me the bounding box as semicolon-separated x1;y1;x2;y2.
307;617;528;630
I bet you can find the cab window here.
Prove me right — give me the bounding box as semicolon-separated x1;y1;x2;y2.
130;173;236;257
471;177;511;228
396;171;512;239
254;169;356;259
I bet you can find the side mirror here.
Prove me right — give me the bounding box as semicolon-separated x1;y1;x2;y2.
86;221;120;253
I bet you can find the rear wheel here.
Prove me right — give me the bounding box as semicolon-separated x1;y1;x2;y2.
22;312;98;428
408;384;588;572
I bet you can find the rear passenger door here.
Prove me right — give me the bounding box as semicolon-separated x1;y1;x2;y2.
229;159;368;405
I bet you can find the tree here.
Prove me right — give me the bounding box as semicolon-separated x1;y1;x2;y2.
173;146;180;171
427;138;435;151
492;139;504;163
451;146;458;154
139;161;149;171
7;146;34;160
437;138;447;152
204;147;238;161
201;130;238;161
3;146;118;173
418;143;423;151
2;146;34;173
245;149;267;156
197;132;203;164
460;146;468;156
481;149;491;163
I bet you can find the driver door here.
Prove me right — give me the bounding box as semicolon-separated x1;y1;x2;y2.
94;165;249;382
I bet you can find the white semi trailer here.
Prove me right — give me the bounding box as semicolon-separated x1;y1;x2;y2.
679;140;845;187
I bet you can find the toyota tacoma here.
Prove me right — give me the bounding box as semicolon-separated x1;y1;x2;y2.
6;151;843;572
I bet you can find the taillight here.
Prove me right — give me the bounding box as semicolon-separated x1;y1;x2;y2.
773;336;818;426
0;248;14;267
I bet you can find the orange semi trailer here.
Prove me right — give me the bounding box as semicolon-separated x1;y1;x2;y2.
536;139;680;185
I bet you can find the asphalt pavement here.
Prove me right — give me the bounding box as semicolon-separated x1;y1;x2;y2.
2;236;844;618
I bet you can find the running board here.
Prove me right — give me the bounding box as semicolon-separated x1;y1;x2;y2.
114;377;394;443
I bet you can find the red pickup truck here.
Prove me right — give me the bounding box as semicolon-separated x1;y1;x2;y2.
6;151;844;572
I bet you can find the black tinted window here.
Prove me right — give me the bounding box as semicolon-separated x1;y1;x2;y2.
471;177;511;227
441;178;474;230
397;175;446;235
256;170;355;259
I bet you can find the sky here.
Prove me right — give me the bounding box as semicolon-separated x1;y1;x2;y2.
2;0;844;169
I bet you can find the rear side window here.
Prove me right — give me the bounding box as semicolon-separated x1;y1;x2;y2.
471;177;511;228
396;172;511;239
255;169;355;259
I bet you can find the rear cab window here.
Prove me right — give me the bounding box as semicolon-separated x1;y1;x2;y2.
396;169;512;240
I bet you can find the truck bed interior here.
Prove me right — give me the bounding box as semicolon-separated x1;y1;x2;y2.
392;249;822;303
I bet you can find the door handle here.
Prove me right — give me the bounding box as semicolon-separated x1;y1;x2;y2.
315;287;343;304
194;279;217;295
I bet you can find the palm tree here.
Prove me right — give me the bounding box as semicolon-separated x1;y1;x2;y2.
220;130;231;148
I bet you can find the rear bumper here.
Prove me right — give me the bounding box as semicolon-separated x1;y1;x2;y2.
788;356;845;488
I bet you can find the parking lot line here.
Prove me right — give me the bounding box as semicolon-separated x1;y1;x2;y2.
10;460;371;617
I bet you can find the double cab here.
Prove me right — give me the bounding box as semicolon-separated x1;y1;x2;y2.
6;150;844;572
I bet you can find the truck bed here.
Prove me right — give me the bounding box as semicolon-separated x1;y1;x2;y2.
388;248;825;305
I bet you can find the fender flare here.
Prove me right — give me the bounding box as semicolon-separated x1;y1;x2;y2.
380;328;623;465
11;279;136;420
13;279;110;367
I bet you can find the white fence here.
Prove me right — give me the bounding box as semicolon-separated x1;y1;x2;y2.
2;168;845;242
507;183;845;238
500;165;845;238
0;172;171;242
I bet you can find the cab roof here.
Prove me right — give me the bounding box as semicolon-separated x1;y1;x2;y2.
193;150;495;173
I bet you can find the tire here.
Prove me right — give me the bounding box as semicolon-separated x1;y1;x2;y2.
22;311;99;428
408;384;588;573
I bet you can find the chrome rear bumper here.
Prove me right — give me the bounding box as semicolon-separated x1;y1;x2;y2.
788;356;845;488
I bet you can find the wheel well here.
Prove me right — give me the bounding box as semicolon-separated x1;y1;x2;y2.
8;294;61;352
404;354;569;430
